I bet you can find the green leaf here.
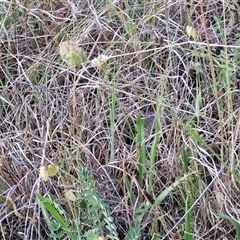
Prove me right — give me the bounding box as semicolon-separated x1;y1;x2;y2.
4;18;11;29
125;222;140;240
182;147;189;173
36;193;74;239
136;115;146;188
184;195;193;240
155;172;196;205
125;175;136;205
213;212;240;239
11;10;23;20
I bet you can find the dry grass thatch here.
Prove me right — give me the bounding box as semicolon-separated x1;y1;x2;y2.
0;0;239;239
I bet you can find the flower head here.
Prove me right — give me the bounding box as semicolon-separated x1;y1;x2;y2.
65;190;77;202
91;54;109;70
59;40;86;67
186;25;198;39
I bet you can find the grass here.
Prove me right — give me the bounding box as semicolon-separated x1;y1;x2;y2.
0;0;240;239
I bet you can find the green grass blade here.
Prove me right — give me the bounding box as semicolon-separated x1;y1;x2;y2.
125;175;136;205
148;116;159;193
110;85;117;163
184;195;193;240
182;147;189;173
213;212;240;239
136;115;146;188
155;172;196;205
36;193;74;239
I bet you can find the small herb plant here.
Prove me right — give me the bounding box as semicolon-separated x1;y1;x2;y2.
37;167;119;240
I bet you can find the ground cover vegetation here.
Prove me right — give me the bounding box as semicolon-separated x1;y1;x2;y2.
0;0;239;239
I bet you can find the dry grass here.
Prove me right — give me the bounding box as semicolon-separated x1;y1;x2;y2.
0;0;239;239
